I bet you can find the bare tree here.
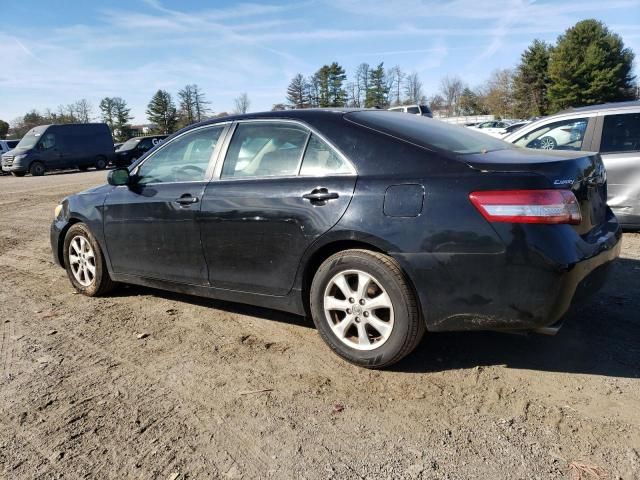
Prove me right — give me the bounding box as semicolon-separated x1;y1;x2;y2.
74;99;93;123
387;65;405;106
403;72;424;105
482;69;516;119
439;76;466;117
233;93;251;114
354;63;370;108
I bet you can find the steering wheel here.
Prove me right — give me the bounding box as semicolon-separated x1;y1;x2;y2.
173;164;205;180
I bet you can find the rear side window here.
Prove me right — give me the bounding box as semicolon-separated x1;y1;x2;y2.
222;123;309;178
514;118;588;151
300;134;353;176
406;106;420;114
600;113;640;153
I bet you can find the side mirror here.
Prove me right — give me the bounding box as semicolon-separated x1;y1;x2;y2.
107;168;131;186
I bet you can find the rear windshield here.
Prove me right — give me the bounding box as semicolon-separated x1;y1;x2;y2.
345;110;513;155
120;138;142;149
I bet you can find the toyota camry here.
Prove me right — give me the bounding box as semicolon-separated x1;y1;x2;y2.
51;109;621;368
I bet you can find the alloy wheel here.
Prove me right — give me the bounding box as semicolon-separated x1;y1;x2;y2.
68;235;96;287
323;269;395;350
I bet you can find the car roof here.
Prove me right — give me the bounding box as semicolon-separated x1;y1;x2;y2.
557;100;640;114
191;108;363;130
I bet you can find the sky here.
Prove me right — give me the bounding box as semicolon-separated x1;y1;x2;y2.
1;0;639;124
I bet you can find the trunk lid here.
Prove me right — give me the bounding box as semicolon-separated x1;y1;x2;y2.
462;148;608;234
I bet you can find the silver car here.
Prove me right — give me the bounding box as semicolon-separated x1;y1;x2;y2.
504;101;640;229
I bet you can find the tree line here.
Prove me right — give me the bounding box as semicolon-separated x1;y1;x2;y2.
2;19;636;140
281;19;637;119
3;85;254;140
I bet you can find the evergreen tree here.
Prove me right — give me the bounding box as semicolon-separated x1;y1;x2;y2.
113;97;133;141
458;88;487;115
146;90;178;134
548;19;636;111
365;62;389;108
513;40;552;117
286;74;310;108
313;62;347;107
99;97;116;133
0;119;10;139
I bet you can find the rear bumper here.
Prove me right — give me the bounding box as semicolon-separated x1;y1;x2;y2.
394;212;622;332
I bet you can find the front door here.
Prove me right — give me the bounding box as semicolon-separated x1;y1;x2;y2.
103;124;227;285
200;121;357;296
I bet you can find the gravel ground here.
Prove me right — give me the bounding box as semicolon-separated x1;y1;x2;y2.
1;170;639;479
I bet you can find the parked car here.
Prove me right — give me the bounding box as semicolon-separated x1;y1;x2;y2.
1;123;114;177
0;140;19;174
114;135;167;167
51;110;620;368
499;121;530;137
0;139;19;155
388;104;433;118
504;101;640;228
467;120;513;137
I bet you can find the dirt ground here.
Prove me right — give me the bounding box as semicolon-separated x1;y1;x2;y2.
0;170;638;480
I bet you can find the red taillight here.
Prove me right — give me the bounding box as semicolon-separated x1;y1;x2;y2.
469;189;581;225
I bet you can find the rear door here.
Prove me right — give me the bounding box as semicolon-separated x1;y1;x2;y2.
593;111;640;223
200;120;357;296
103;124;228;284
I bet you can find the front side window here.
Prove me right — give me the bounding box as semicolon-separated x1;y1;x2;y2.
136;126;223;184
300;134;353;176
221;123;308;178
514;117;588;151
600;113;640;153
41;132;56;150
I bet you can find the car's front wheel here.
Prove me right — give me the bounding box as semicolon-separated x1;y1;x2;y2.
310;249;424;368
63;223;116;296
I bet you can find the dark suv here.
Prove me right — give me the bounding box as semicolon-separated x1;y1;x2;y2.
114;135;167;167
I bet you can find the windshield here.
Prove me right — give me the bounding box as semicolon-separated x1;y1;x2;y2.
345;111;513;155
119;138;141;150
16;129;43;149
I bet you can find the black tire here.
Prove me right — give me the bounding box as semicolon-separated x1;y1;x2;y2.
310;249;424;369
63;223;117;296
94;156;107;170
11;172;26;177
29;161;45;176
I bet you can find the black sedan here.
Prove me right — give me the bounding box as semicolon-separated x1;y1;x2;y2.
51;109;621;368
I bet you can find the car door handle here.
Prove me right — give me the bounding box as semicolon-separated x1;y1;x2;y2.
303;188;339;204
175;194;199;206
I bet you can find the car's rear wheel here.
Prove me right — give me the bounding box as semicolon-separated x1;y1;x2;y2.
310;249;424;368
11;172;26;177
63;223;116;296
29;161;45;176
539;136;557;150
94;156;107;170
